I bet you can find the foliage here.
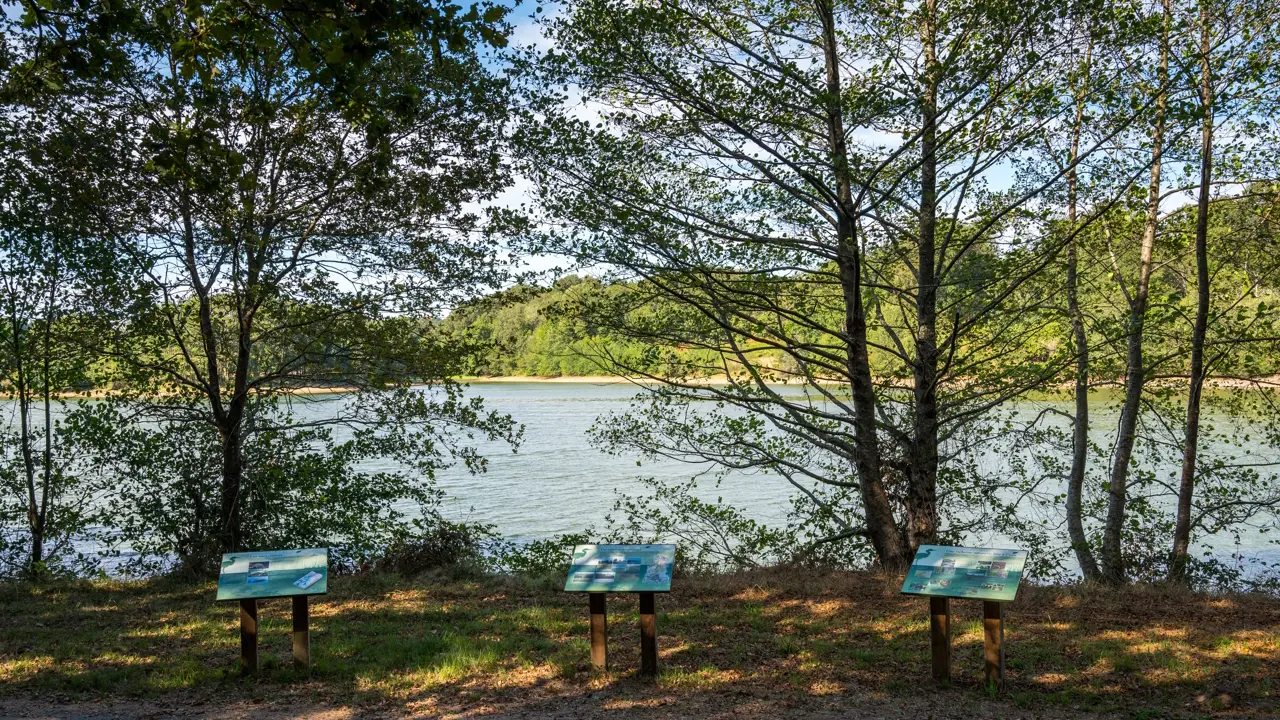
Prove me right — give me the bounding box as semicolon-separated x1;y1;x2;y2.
359;517;498;578
0;34;140;580
97;387;518;578
0;403;123;581
488;531;596;578
604;476;795;573
0;0;526;571
508;0;1280;584
443;276;729;377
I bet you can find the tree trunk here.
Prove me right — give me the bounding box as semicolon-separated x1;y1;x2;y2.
12;308;41;578
216;299;256;557
35;251;60;578
908;0;941;555
1171;2;1214;585
1065;36;1100;581
218;419;245;554
817;0;907;569
1101;0;1169;584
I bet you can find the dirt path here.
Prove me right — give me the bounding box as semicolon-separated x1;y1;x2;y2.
0;689;1213;720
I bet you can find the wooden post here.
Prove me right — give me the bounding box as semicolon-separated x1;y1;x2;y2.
983;600;1005;691
589;592;608;671
929;596;950;685
639;591;657;677
292;595;310;668
239;599;258;675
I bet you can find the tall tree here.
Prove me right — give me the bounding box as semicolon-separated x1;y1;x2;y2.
77;0;522;564
0;6;140;580
1061;17;1103;582
1100;0;1172;583
1167;0;1280;582
1169;0;1215;584
522;0;1158;567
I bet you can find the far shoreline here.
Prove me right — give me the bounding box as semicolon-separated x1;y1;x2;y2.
459;374;736;385
7;373;1280;400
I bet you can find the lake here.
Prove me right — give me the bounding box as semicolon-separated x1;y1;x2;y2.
4;381;1277;575
392;382;1278;573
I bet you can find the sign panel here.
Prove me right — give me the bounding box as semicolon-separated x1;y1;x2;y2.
564;544;676;593
216;548;329;602
900;545;1027;602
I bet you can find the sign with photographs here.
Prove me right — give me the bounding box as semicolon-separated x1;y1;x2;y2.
563;544;676;593
900;545;1027;602
215;548;329;601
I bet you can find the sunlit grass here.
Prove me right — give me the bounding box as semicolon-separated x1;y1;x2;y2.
0;569;1276;716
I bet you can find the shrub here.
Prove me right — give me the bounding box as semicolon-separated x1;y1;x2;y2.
491;531;594;577
358;517;497;577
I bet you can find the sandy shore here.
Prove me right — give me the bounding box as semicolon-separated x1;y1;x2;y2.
8;373;1280;400
461;374;635;384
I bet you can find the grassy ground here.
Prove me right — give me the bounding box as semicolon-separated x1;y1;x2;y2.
0;568;1276;719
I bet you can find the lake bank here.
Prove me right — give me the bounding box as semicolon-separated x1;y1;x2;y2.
1;568;1275;718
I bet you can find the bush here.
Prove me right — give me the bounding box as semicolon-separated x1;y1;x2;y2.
604;477;794;574
358;517;497;577
98;387;518;578
491;531;594;577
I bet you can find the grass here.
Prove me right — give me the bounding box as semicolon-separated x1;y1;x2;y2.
0;568;1276;717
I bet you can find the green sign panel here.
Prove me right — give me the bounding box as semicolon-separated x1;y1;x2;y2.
216;548;329;602
564;544;676;593
901;545;1027;602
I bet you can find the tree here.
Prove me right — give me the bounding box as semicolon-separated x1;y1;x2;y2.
1168;0;1280;583
1099;0;1173;584
0;16;141;579
519;0;1161;568
54;0;525;569
1060;8;1104;581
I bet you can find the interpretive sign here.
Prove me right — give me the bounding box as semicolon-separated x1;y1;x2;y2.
563;544;676;593
216;548;328;675
563;543;675;676
900;545;1027;603
216;548;329;602
901;544;1026;691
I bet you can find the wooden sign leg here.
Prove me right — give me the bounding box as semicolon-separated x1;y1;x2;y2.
929;596;950;685
589;592;608;671
639;591;657;677
292;595;310;669
239;599;258;676
983;600;1005;691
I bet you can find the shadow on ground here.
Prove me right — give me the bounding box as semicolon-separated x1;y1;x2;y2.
0;569;1275;718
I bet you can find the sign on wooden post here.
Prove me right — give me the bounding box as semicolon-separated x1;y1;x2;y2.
901;545;1027;690
564;544;675;677
983;600;1004;690
292;595;310;668
639;591;657;677
589;592;608;670
929;596;950;683
216;548;329;675
240;599;258;674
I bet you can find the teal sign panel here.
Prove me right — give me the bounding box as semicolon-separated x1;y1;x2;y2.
216;548;329;602
564;544;676;593
900;545;1027;602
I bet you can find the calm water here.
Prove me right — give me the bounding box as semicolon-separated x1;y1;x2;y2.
333;382;1277;570
4;382;1277;573
340;381;798;537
